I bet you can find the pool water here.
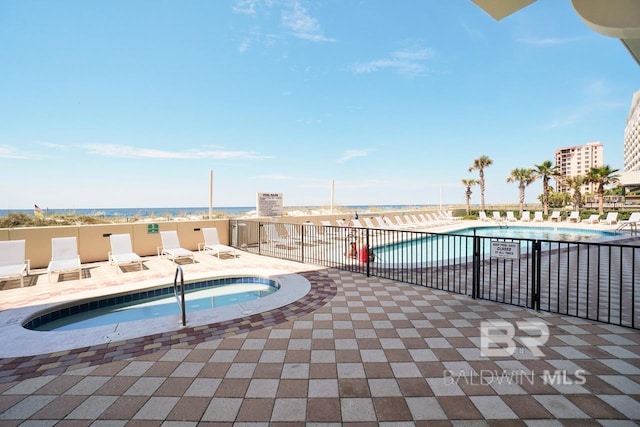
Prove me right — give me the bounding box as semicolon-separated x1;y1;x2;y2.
452;226;616;241
25;278;278;332
374;226;616;263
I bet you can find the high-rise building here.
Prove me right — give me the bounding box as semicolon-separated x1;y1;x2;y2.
624;90;640;171
555;142;603;194
620;90;640;201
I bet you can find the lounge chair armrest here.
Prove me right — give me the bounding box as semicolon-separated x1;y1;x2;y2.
26;259;30;275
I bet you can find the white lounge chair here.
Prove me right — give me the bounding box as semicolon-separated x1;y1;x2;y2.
581;214;600;224
394;216;413;228
520;211;531;222
109;234;142;272
198;228;236;258
383;217;397;228
320;220;342;239
0;240;30;287
48;237;82;282
478;211;490;222
438;210;460;222
407;215;424;227
617;212;640;232
320;219;336;228
302;223;329;243
533;212;544;222
159;231;195;263
336;219;348;227
600;212;619;225
550;211;561;222
284;223;306;243
493;212;503;222
404;215;421;227
374;217;390;228
418;214;434;224
351;219;365;228
505;211;517;222
363;218;377;228
567;211;580;223
264;223;289;246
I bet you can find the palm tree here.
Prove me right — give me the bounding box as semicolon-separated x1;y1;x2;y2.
586;165;621;215
533;160;560;216
564;175;586;209
461;178;478;215
468;155;493;211
506;168;536;215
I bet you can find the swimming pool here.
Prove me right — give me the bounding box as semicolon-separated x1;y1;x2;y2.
0;270;311;357
374;226;617;264
24;277;279;332
451;226;616;241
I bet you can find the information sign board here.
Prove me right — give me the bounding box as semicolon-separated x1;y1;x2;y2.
490;241;520;259
257;193;283;217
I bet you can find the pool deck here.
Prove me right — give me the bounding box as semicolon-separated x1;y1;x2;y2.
0;221;640;424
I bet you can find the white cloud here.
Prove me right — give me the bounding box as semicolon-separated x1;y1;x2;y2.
81;144;269;160
350;45;435;77
336;149;371;163
233;0;257;15
38;142;68;150
0;145;37;159
281;1;335;42
233;0;334;52
518;35;589;46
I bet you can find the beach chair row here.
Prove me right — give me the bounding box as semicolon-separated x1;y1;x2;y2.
334;212;459;230
479;210;635;225
0;228;236;286
260;213;457;248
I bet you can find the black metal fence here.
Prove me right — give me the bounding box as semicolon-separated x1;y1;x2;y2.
230;220;640;328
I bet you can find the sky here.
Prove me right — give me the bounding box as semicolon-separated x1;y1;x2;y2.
1;0;638;210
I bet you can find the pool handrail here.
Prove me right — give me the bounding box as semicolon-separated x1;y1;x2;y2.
173;265;186;327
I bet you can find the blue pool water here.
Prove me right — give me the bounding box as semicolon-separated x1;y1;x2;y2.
25;277;279;332
374;226;617;263
451;226;616;241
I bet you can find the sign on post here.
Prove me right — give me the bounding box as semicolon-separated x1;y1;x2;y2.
490;241;519;259
257;193;283;217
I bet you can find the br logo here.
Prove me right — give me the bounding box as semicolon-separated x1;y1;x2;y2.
480;320;549;358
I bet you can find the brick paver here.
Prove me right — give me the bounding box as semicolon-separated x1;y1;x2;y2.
0;250;639;423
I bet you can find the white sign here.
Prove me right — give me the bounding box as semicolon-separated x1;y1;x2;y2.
257;193;283;217
490;241;520;259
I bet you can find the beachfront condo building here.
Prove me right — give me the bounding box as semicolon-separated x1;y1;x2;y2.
620;90;640;202
554;141;603;195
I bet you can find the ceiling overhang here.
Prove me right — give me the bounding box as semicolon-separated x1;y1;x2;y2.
471;0;640;66
470;0;537;20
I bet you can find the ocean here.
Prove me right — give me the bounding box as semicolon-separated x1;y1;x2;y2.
0;205;430;219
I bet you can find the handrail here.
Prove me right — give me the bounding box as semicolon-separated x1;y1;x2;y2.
616;221;638;234
173;265;186;327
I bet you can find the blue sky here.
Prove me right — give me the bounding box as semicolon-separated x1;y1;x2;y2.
1;0;638;210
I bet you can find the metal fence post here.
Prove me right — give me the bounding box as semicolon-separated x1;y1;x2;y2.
472;230;479;300
366;228;370;277
300;224;305;263
532;240;541;310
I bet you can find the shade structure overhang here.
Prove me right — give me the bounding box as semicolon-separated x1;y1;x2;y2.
471;0;640;66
